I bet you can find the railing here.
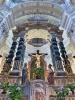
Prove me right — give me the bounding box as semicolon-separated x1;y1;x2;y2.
0;74;75;86
0;74;22;85
0;94;8;100
54;76;75;86
0;94;28;100
0;94;75;100
22;95;28;100
50;96;75;100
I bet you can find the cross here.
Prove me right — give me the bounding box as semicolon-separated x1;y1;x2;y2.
28;50;48;68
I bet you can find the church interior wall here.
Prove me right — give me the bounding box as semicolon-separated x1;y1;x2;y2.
0;1;75;100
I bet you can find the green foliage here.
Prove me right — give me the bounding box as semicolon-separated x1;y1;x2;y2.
9;84;22;100
0;82;9;91
0;82;22;100
66;83;75;94
55;83;75;100
33;67;44;77
55;88;68;97
55;87;68;100
66;83;75;90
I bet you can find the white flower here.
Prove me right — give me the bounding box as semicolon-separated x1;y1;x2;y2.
16;87;21;91
68;90;72;95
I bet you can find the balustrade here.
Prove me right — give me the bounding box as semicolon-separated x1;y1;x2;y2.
50;96;75;100
54;76;75;86
0;94;28;100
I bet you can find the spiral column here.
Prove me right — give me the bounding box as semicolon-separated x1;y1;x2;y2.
2;37;17;74
50;32;67;76
58;37;73;75
9;37;25;76
51;38;63;68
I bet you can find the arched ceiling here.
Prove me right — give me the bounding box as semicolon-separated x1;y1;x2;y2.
11;1;64;25
0;0;66;27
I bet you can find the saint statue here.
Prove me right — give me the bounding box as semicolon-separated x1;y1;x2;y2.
47;64;54;85
64;57;73;75
22;63;28;85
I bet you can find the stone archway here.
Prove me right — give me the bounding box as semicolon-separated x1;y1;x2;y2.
28;57;47;81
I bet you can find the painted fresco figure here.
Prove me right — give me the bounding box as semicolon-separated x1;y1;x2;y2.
35;92;45;100
39;92;45;100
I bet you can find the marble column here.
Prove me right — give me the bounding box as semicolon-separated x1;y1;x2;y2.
2;36;17;74
58;36;73;75
51;38;62;69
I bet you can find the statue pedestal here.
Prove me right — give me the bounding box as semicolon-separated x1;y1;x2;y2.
55;70;68;76
9;70;21;84
9;69;20;76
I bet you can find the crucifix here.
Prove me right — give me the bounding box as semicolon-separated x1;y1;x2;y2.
29;50;48;68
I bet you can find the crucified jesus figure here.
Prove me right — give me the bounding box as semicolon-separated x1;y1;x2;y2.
29;50;47;68
35;53;41;68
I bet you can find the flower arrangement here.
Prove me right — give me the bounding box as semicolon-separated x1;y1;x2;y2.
8;84;22;100
0;82;22;100
55;86;68;100
54;83;75;100
66;83;75;95
33;67;44;78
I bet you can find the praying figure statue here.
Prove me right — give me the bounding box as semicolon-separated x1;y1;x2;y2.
22;63;28;85
47;64;54;85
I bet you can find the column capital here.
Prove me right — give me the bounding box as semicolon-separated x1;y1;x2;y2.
50;31;57;39
12;36;18;41
19;31;26;38
57;35;64;42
